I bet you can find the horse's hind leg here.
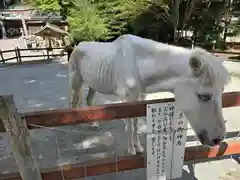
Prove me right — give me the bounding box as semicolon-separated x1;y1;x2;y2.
70;87;83;108
86;86;99;128
70;72;84;108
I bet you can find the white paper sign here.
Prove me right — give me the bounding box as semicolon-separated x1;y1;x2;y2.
146;102;187;180
170;110;188;179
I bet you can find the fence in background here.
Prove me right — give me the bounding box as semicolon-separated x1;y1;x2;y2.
0;47;67;64
0;47;239;65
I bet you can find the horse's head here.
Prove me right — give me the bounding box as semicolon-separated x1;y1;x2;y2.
174;47;230;146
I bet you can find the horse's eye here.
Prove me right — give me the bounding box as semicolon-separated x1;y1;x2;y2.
197;93;212;102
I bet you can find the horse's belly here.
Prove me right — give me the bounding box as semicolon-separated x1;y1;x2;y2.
80;46;119;94
81;65;117;94
86;79;117;94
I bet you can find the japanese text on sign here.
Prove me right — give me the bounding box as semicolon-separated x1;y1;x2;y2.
146;102;175;180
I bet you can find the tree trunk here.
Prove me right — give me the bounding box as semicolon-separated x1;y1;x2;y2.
21;17;28;36
171;0;181;43
223;0;233;42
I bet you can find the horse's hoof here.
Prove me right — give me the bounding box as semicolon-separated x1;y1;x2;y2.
128;147;136;155
136;151;144;155
90;122;99;129
135;146;144;154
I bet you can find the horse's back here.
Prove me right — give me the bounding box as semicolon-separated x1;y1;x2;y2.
78;41;117;56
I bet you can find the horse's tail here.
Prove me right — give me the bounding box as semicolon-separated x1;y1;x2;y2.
68;45;80;86
67;44;86;107
67;44;86;90
60;45;75;61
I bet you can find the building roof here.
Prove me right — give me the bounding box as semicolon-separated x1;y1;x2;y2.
33;22;70;37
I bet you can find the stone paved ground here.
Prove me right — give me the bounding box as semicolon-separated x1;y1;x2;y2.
0;41;239;179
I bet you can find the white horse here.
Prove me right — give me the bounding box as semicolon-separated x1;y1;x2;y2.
68;34;230;154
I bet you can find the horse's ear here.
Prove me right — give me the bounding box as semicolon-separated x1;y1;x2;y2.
189;56;204;76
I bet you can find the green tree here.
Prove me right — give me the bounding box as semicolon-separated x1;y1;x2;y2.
67;1;110;42
101;0;150;39
23;0;61;12
184;1;226;49
68;0;152;42
58;0;76;20
223;0;240;41
127;2;174;42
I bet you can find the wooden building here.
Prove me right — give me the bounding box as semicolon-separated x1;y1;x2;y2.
33;22;70;48
0;7;67;38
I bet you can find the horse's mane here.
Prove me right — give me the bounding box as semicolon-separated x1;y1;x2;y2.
191;47;230;88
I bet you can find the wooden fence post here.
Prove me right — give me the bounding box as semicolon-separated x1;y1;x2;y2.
15;47;19;63
0;95;43;180
17;47;21;63
0;50;5;64
15;47;21;63
46;47;50;60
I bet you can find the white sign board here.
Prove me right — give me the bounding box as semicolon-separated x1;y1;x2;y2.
146;102;187;180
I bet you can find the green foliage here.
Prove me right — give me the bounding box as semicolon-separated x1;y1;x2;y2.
227;0;240;37
25;0;61;12
68;0;154;42
67;2;110;42
59;0;76;20
184;0;232;50
128;2;174;42
104;0;150;38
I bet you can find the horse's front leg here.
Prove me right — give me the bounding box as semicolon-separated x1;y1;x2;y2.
125;116;136;154
126;93;145;154
133;93;146;153
126;116;143;154
132;117;144;153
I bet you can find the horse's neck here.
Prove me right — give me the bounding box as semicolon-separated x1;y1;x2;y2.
135;43;192;94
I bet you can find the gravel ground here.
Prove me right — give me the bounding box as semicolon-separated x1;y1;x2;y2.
0;41;240;179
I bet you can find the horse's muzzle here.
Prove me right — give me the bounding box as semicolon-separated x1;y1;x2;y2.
197;131;224;146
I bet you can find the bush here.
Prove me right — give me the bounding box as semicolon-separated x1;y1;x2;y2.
67;3;110;42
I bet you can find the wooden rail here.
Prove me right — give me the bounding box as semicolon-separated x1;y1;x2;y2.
0;91;240;180
2;140;240;180
0;91;238;132
0;47;67;64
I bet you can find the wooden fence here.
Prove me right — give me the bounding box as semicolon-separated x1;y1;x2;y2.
0;91;240;180
0;47;67;64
